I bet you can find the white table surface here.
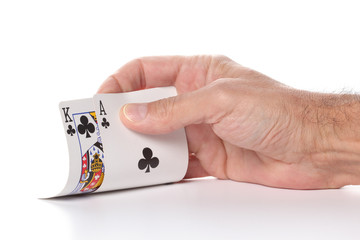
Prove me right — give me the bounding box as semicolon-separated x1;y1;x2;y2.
3;178;360;240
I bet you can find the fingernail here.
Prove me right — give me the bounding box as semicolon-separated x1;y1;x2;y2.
123;103;148;122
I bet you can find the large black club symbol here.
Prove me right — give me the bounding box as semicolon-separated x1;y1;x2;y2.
138;147;159;173
77;115;95;138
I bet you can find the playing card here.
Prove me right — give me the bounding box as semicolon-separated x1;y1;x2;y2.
93;87;188;192
58;98;105;196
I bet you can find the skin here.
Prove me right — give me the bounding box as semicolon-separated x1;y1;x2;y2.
98;55;360;189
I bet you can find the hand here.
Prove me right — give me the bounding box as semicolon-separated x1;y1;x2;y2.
98;55;360;189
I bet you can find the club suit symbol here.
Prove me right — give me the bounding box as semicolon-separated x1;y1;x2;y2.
101;118;110;129
66;125;75;136
138;147;159;173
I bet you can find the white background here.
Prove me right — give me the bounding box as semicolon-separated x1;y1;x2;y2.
1;0;360;239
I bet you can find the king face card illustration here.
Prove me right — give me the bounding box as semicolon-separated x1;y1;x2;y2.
58;98;105;196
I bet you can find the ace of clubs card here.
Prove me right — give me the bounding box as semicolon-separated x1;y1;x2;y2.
94;87;188;192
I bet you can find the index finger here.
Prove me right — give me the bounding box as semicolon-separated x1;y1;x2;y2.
97;56;185;93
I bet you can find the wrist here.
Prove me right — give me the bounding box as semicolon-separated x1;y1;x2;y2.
299;91;360;187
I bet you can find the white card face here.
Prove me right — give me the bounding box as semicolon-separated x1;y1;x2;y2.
58;99;105;196
93;87;188;192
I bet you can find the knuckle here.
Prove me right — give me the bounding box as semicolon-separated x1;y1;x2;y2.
121;58;146;89
212;54;233;63
204;79;238;121
210;55;240;77
209;78;237;103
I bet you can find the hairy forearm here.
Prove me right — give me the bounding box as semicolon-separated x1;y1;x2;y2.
299;91;360;187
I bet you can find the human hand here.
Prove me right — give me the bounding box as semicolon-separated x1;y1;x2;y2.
98;55;360;189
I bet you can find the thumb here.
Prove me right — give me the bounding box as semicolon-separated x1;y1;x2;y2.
119;84;228;134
